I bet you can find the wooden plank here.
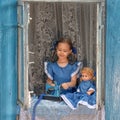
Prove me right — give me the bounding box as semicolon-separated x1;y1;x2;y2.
22;0;105;3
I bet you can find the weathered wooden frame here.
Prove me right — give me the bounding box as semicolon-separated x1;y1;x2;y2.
17;0;105;110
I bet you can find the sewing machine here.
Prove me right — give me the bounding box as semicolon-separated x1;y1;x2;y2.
43;81;63;101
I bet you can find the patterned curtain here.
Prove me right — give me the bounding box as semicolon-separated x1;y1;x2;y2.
28;2;97;95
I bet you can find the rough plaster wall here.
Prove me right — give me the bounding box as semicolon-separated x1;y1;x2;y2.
28;2;97;95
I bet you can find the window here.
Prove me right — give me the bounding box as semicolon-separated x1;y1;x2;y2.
17;0;105;109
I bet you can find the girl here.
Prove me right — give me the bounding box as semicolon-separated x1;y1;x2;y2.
61;67;96;109
44;37;83;95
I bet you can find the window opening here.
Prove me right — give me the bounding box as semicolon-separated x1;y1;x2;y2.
17;0;105;110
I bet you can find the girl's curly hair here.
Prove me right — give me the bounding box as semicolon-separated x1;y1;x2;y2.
50;37;77;64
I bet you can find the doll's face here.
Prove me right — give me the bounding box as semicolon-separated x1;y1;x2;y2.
81;72;93;81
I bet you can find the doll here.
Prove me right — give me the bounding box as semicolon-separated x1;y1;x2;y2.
61;67;96;109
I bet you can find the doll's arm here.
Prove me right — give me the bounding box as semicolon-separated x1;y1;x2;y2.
87;88;95;95
87;90;95;95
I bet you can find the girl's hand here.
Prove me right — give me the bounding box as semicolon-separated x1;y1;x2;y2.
50;83;55;86
47;78;55;86
61;83;69;89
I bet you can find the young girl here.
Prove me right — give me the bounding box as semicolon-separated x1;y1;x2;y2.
44;37;83;95
61;67;96;109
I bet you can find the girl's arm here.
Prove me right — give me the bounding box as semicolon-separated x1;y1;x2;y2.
47;78;55;86
61;75;77;89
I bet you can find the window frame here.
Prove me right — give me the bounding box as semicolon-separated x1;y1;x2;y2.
17;0;105;109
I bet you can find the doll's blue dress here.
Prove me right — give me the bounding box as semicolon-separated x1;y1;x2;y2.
44;61;83;94
61;80;96;109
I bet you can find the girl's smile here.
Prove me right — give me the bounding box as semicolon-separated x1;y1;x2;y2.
56;42;72;60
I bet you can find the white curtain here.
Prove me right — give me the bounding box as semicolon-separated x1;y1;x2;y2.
28;2;97;94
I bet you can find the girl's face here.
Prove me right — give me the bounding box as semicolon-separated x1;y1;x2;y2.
56;42;72;60
81;72;92;81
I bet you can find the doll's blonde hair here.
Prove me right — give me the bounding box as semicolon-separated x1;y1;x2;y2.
80;67;96;81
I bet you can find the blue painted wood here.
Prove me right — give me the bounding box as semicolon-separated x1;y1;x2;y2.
0;0;17;120
106;0;120;120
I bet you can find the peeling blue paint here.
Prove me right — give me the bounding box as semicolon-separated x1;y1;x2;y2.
0;0;120;119
0;0;18;120
106;0;120;120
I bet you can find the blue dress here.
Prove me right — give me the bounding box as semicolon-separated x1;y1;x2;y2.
44;61;83;94
61;80;96;109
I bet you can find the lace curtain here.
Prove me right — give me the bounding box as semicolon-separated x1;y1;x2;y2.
28;2;97;95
